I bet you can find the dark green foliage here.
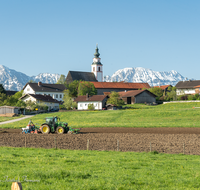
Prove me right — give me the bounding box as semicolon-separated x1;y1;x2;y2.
0;84;6;94
66;80;80;97
149;87;163;99
107;91;124;106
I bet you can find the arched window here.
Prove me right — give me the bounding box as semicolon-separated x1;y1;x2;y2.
98;67;100;71
93;67;95;71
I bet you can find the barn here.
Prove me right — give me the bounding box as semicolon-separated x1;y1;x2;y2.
119;90;156;104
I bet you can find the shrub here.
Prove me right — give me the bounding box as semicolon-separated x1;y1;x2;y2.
188;95;195;100
88;103;95;110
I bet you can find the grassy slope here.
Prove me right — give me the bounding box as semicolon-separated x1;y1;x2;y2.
0;147;200;190
1;102;200;129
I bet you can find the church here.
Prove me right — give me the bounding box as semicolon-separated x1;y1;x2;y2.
66;45;150;95
66;45;103;84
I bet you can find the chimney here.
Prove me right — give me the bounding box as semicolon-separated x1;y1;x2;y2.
38;82;42;87
86;93;89;100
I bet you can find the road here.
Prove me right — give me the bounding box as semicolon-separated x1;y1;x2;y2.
0;115;34;125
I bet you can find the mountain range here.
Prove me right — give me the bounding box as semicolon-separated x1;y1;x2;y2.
0;65;187;91
104;67;187;86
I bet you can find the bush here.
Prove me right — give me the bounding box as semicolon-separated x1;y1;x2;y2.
88;103;95;110
188;95;195;100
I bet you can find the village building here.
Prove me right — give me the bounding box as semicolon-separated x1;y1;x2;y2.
118;90;157;104
175;80;200;95
19;94;60;110
23;82;67;102
66;45;102;84
90;81;151;95
74;94;108;110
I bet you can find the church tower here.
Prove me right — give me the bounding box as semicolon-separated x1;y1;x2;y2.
91;45;103;82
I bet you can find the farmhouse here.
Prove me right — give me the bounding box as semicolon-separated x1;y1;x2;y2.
90;81;151;95
23;82;67;102
175;80;200;95
118;90;156;104
19;94;60;110
74;94;108;110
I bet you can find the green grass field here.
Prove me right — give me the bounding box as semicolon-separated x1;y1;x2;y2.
1;103;200;189
1;102;200;129
0;147;200;190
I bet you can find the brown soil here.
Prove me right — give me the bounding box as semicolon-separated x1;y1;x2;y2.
1;128;200;155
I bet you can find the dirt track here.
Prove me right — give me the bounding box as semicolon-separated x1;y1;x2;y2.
1;128;200;155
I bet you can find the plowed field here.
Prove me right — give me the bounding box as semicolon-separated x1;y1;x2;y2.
1;128;200;155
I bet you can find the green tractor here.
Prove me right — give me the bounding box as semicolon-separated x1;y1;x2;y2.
39;116;80;134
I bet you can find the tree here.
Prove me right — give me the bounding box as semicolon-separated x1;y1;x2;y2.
56;74;66;84
63;89;77;110
107;91;124;106
165;87;177;101
0;84;6;94
78;81;97;96
66;80;80;97
149;87;163;99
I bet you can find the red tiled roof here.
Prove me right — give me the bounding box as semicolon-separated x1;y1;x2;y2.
90;82;150;89
153;85;171;90
118;90;157;98
74;95;108;102
194;85;200;88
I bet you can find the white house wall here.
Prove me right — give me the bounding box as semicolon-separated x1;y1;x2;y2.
21;96;59;110
34;91;64;101
176;89;195;95
78;101;102;110
23;84;64;101
23;84;35;94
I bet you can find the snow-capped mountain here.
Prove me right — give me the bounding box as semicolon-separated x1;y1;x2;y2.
0;65;61;91
104;67;187;86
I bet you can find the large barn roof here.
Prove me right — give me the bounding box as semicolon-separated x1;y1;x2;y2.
90;82;150;89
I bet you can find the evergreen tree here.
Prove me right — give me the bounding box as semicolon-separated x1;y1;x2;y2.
0;84;6;94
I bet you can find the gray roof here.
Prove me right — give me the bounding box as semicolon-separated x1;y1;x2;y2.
23;83;67;92
20;94;60;103
175;80;200;89
66;71;97;84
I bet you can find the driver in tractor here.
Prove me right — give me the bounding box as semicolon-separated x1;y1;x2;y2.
22;120;34;131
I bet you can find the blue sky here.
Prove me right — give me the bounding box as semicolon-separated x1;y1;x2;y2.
0;0;199;79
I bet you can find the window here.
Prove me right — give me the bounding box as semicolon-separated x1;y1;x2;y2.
60;94;62;98
56;94;58;98
93;67;95;71
85;104;87;106
98;67;100;71
80;104;82;107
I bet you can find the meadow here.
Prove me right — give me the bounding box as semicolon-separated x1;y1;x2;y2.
0;147;200;190
1;102;200;129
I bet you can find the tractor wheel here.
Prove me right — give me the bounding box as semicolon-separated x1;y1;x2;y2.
41;125;50;134
56;127;64;134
